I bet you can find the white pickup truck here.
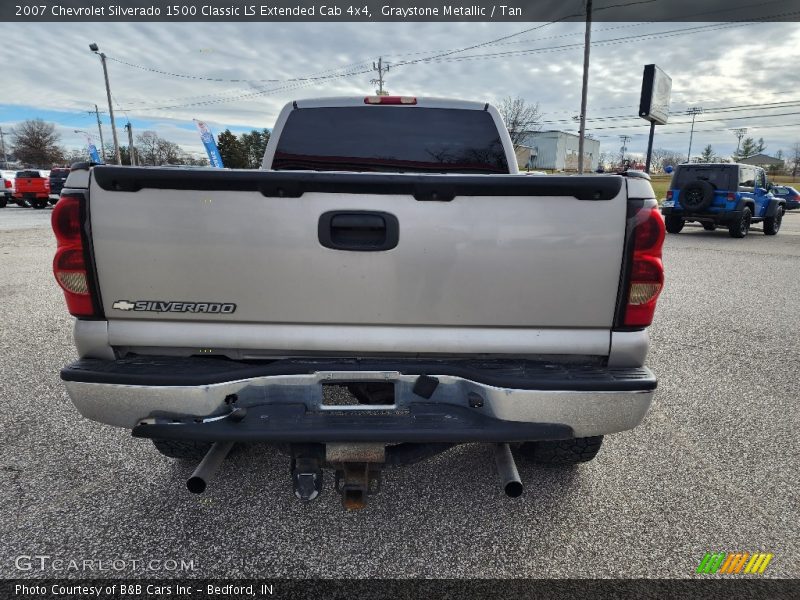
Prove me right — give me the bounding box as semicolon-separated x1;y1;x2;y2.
53;96;665;508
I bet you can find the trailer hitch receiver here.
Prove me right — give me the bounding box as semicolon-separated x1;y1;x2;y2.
327;443;385;510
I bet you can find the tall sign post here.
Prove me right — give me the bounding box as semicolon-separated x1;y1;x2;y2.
638;64;672;173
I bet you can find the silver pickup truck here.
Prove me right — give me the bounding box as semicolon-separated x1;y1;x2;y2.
53;96;665;508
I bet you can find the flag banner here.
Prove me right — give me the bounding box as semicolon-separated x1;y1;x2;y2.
194;120;224;168
87;143;102;164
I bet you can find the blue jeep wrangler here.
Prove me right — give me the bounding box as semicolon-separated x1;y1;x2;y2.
661;163;785;238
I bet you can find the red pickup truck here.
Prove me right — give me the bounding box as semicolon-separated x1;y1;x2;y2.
13;170;50;208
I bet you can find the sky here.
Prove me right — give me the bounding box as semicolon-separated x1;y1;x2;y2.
1;19;799;162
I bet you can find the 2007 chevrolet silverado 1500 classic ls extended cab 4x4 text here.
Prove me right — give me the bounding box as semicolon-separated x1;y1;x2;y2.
53;96;665;508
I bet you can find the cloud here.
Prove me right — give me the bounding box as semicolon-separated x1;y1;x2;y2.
0;20;798;158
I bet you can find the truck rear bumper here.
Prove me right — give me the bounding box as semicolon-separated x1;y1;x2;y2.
61;356;656;440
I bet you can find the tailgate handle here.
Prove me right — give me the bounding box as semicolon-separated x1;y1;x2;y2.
319;211;399;251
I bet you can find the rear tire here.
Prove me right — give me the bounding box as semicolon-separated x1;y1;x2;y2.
664;215;684;234
728;206;751;238
514;436;603;466
763;206;783;236
151;438;212;460
0;198;6;208
31;200;47;209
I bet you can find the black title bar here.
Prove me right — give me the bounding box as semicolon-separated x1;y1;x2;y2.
2;0;800;22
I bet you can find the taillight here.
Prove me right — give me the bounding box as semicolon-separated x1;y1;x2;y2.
666;190;673;200
623;207;665;327
364;96;417;105
727;193;736;201
52;194;97;317
3;180;9;189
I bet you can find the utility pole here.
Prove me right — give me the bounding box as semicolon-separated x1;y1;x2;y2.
733;128;747;159
371;57;389;95
94;104;107;163
124;122;136;166
90;43;121;165
686;107;703;163
577;0;592;174
619;135;630;168
0;127;8;169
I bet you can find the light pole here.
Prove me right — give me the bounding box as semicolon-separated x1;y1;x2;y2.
686;107;703;163
89;43;122;165
733;128;747;159
577;0;592;174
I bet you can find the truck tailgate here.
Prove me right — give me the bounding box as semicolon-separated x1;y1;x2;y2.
88;169;627;331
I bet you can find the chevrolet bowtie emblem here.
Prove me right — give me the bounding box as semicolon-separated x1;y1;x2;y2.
112;300;136;311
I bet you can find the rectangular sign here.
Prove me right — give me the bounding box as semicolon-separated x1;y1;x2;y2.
639;64;672;125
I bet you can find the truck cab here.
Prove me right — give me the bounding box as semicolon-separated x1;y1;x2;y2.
661;163;784;238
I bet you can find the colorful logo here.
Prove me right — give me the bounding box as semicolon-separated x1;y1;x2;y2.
696;552;773;575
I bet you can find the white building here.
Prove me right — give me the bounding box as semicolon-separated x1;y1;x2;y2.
514;130;601;171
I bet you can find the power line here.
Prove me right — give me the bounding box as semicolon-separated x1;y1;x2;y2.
592;120;800;139
100;4;798;115
584;109;800;132
112;12;586;111
540;98;800;125
105;55;374;84
398;15;799;66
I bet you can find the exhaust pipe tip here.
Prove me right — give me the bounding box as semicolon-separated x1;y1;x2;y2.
494;443;523;499
504;480;523;498
186;476;207;494
185;441;234;495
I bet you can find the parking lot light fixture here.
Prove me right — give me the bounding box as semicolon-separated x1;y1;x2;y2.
89;43;122;165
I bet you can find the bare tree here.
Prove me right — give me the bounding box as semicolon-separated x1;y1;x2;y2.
135;131;184;166
789;142;800;178
11;119;64;167
650;148;683;172
497;96;541;149
597;151;616;171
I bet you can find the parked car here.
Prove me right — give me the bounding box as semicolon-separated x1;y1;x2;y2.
49;167;71;203
53;96;665;509
13;170;50;209
0;175;11;207
769;185;799;210
2;170;16;199
661;163;785;237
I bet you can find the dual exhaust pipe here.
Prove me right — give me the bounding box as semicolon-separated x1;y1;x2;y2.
494;443;524;498
186;441;234;494
185;441;524;500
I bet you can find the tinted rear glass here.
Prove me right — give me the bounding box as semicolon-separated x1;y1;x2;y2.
671;165;736;190
50;169;69;177
16;170;41;178
272;106;509;174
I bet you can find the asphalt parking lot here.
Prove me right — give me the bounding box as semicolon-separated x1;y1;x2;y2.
0;203;798;579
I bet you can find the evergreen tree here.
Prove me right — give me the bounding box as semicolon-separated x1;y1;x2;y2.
216;129;247;168
699;144;715;163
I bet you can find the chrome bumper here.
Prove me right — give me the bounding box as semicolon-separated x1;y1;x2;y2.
64;369;654;439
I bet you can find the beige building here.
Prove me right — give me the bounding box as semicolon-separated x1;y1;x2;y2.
515;130;600;171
